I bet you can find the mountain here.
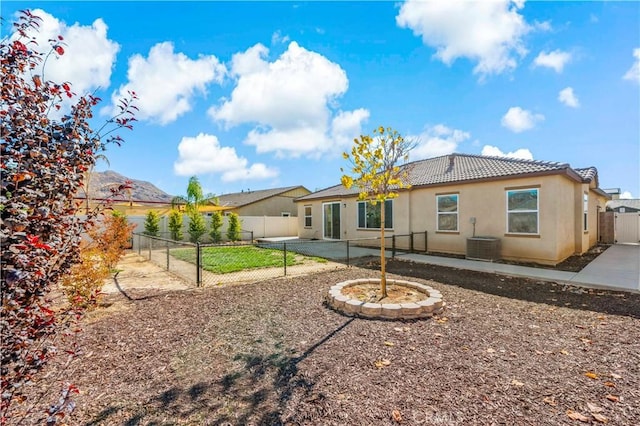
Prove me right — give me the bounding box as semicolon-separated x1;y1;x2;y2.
85;170;173;203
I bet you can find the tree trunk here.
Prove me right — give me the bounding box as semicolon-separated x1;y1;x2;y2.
380;202;387;298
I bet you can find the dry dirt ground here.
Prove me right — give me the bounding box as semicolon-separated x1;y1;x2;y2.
16;253;640;426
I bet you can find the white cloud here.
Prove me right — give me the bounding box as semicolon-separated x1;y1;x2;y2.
173;133;278;182
110;42;226;125
533;49;572;73
481;145;533;160
410;124;471;160
20;9;119;97
501;106;544;133
623;48;640;84
396;0;530;77
210;42;368;157
620;191;634;199
271;30;290;45
558;87;580;108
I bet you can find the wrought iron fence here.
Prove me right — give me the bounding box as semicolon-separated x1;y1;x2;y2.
132;231;430;287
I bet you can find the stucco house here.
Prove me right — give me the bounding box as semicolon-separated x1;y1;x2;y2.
213;185;311;217
295;154;609;265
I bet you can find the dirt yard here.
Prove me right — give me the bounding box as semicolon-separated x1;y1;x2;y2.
13;255;640;425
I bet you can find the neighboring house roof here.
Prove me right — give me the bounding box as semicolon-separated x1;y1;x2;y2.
296;153;604;201
607;199;640;211
215;185;309;209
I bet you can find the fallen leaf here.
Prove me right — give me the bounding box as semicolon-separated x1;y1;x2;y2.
433;333;443;337
384;341;395;347
393;327;403;332
374;359;391;369
511;379;524;387
586;402;603;413
543;396;558;406
610;373;622;379
487;348;496;353
592;413;608;423
580;338;592;344
603;381;616;388
560;349;570;355
391;409;402;423
567;410;590;422
605;394;619;402
436;317;448;324
584;372;598;380
597;315;606;320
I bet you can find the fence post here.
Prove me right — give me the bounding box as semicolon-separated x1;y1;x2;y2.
166;239;170;270
283;242;287;276
137;234;141;255
346;240;350;267
410;232;414;253
196;242;202;287
251;231;254;242
424;231;428;253
149;235;152;260
392;235;396;258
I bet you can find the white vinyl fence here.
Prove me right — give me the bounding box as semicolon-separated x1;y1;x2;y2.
127;214;298;242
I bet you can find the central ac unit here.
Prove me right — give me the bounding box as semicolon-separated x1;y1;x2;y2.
466;237;500;261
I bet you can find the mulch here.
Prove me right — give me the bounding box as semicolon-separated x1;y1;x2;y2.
14;258;640;425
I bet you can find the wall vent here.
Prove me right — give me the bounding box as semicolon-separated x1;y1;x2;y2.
466;237;500;262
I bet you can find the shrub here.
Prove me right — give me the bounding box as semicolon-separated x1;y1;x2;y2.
227;212;241;242
209;211;223;243
168;209;183;241
94;211;135;269
187;210;207;243
0;10;136;422
144;210;160;236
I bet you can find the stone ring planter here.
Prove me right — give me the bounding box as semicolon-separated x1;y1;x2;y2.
326;278;445;320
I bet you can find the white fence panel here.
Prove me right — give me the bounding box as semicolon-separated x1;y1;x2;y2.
127;214;297;241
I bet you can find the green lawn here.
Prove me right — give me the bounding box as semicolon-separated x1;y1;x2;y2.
170;245;301;274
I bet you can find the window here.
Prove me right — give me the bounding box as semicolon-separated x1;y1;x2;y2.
304;206;312;227
506;188;538;234
436;194;458;231
281;212;291;217
583;193;588;231
357;200;393;229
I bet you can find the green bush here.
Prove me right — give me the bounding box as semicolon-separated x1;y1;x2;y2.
144;210;160;236
227;212;241;242
188;210;207;243
210;211;223;243
168;209;183;241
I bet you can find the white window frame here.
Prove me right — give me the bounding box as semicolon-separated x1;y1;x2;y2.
583;192;588;232
304;205;312;228
506;188;539;235
436;194;459;232
357;200;393;230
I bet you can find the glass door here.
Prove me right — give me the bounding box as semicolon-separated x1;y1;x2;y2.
323;202;341;240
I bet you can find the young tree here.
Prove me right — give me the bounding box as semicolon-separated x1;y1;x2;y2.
227;212;241;242
187;210;207;243
168;209;184;241
341;126;415;298
143;210;160;236
209;211;223;243
0;11;136;421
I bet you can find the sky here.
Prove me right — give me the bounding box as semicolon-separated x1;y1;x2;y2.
3;1;639;199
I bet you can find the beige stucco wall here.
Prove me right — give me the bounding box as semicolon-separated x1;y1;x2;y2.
297;173;602;265
236;188;310;217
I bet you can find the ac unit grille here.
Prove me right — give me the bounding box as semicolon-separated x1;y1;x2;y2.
466;237;500;261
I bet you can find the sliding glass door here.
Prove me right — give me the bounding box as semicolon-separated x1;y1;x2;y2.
323;202;341;240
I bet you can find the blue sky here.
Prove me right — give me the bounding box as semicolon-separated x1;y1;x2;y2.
3;1;639;198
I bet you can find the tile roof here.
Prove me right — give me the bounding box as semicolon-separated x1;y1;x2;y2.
215;185;307;208
296;153;598;201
